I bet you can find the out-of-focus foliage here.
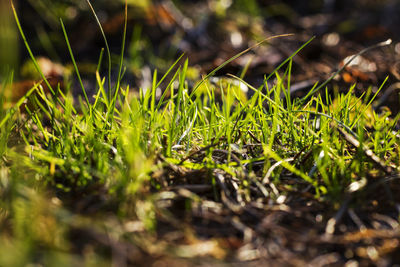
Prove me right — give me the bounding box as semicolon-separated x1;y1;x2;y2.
0;0;18;77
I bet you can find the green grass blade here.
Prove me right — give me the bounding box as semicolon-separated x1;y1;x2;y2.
11;2;54;95
190;33;294;98
299;39;392;104
113;0;128;102
264;36;315;82
85;0;112;99
0;83;38;128
351;76;388;128
60;18;90;107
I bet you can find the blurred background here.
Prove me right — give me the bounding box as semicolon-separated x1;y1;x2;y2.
1;0;400;109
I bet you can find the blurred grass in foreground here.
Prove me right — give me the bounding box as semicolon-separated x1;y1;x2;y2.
0;1;400;265
0;0;18;78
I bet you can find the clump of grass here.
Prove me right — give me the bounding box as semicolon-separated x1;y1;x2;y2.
0;1;399;265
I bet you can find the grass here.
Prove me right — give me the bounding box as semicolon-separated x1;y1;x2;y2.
1;1;400;265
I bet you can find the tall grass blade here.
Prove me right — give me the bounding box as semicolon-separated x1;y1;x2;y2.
60;19;90;107
264;36;315;82
190;33;294;98
11;2;54;95
299;39;392;104
85;0;112;99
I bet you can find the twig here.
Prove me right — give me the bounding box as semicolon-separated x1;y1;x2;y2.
178;137;225;165
335;124;397;175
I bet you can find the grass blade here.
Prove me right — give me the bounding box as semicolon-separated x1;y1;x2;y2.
11;1;54;95
60;19;90;106
189;33;294;98
85;0;112;99
299;39;392;104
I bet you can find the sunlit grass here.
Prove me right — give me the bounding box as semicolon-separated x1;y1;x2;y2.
0;1;399;265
